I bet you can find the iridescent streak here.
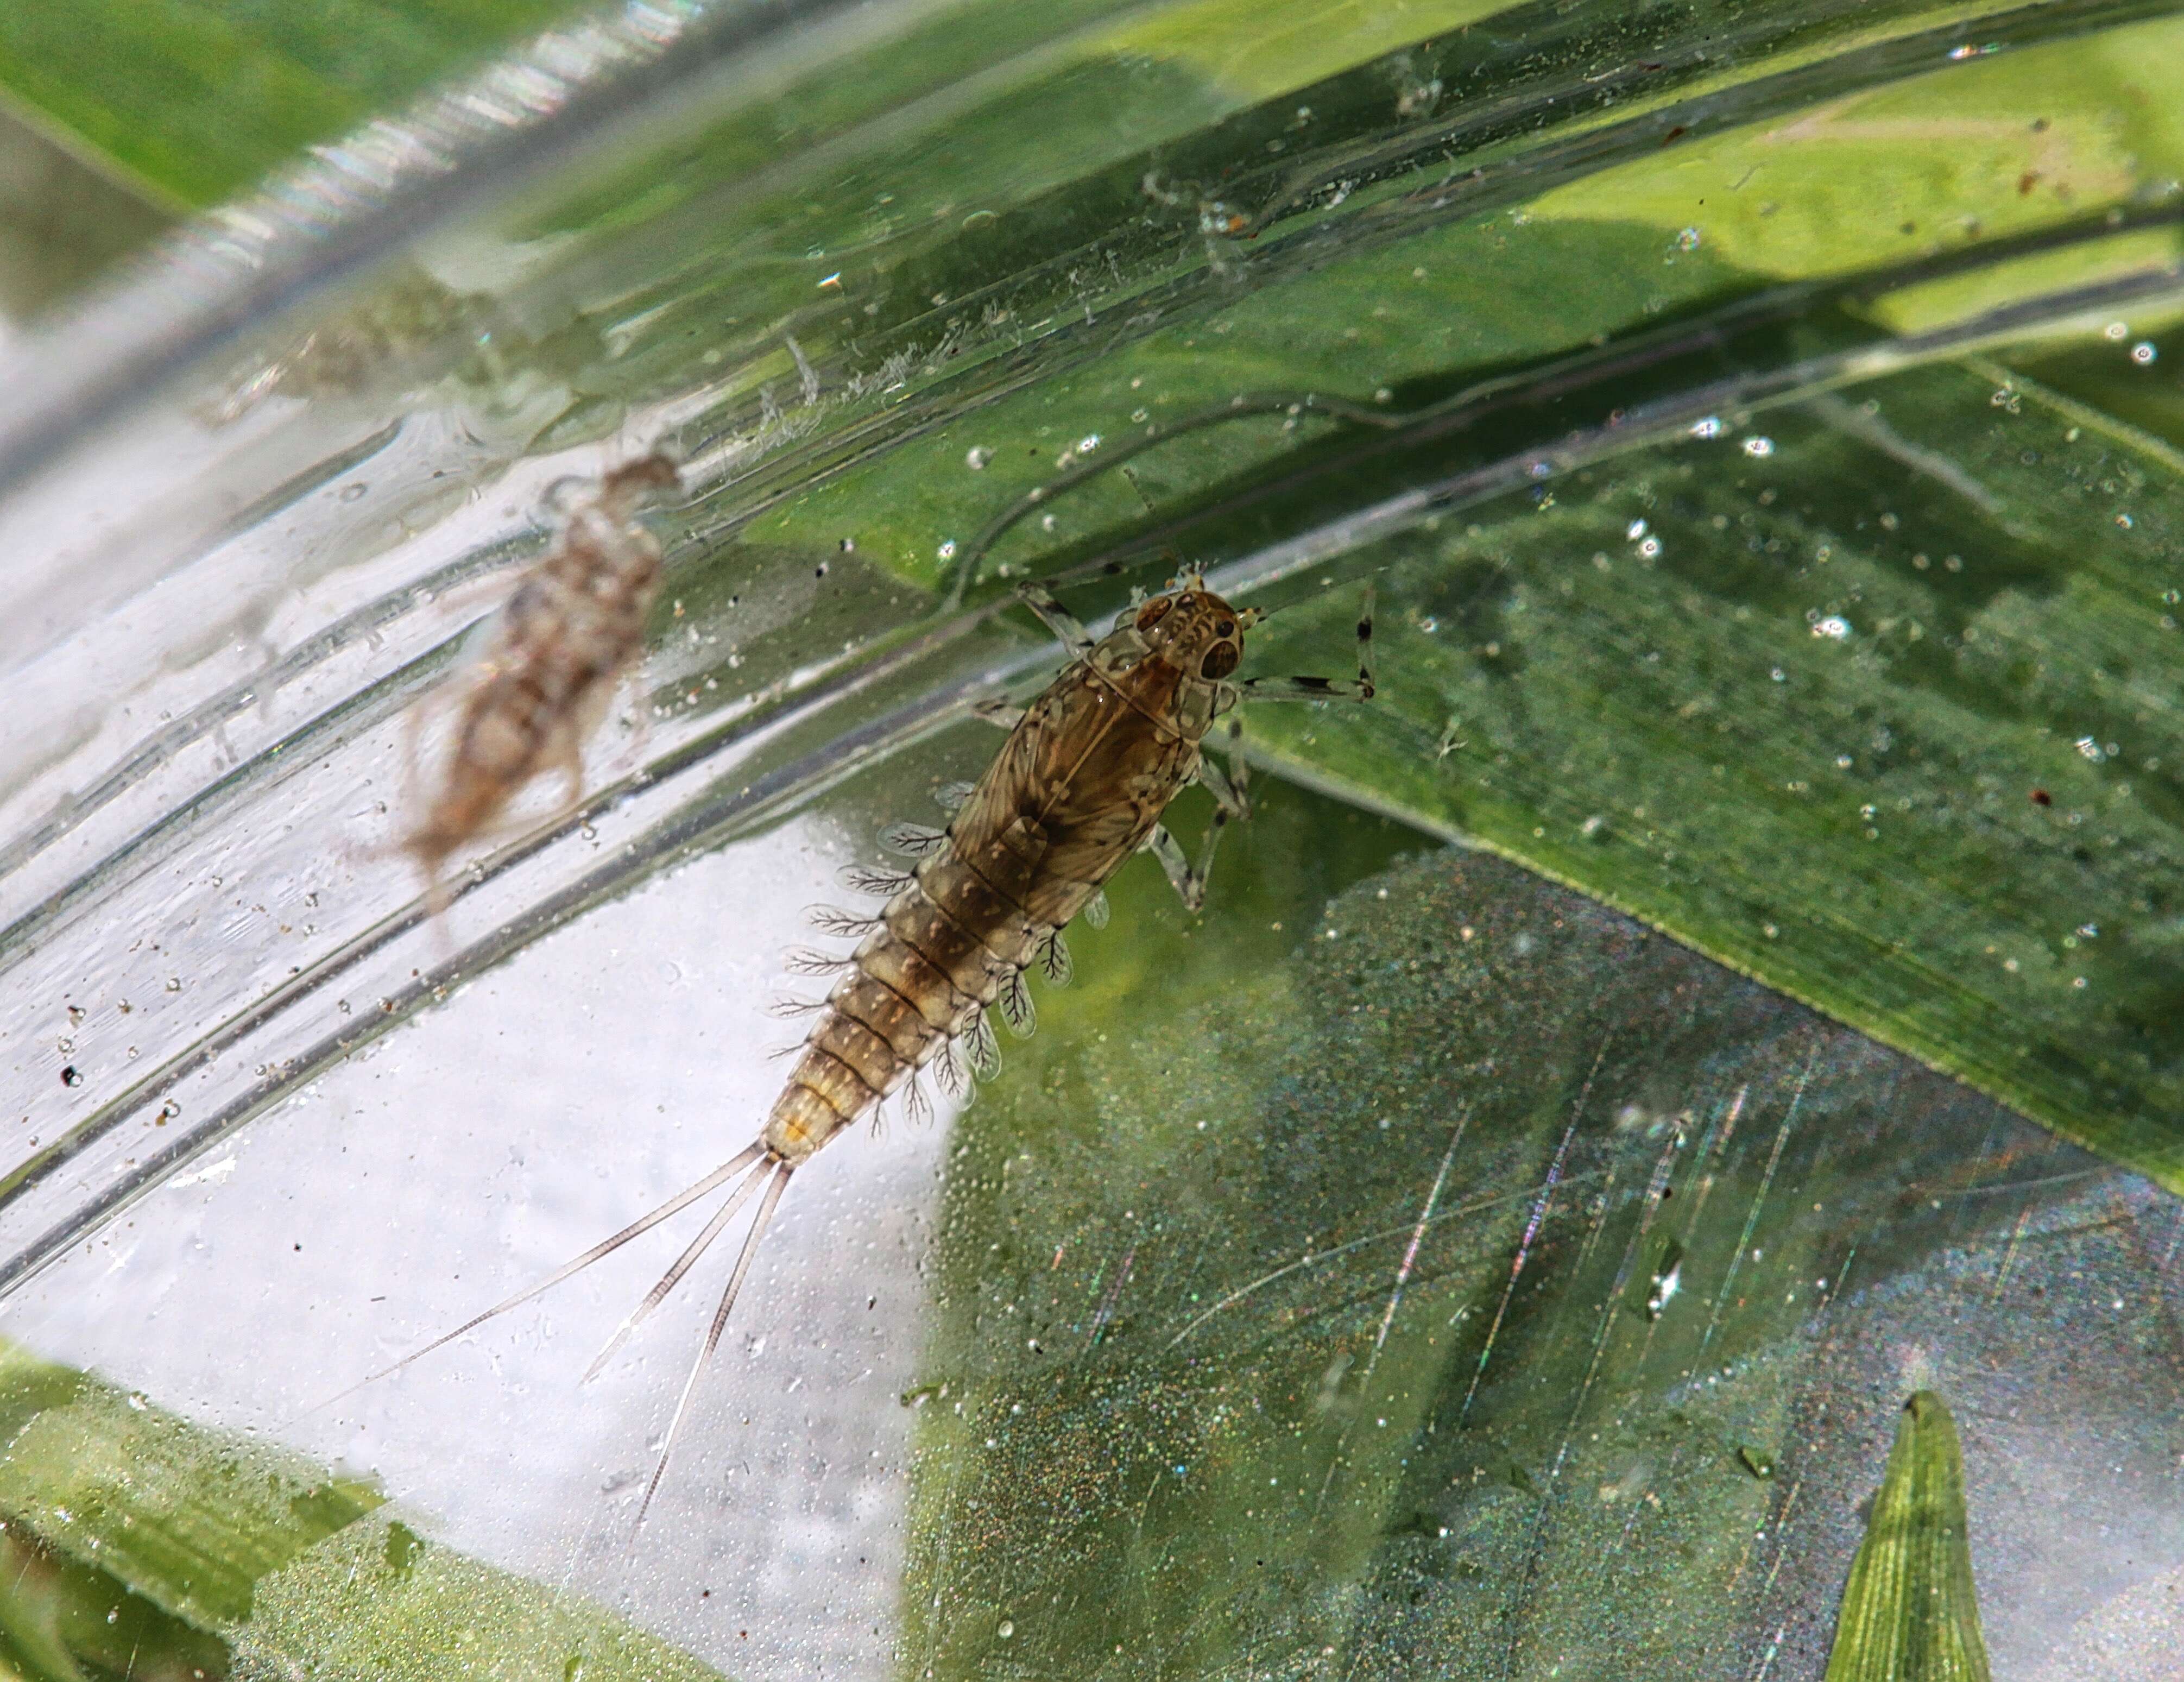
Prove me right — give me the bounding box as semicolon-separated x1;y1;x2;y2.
1362;1108;1469;1383
1559;1130;1683;1470
1460;1042;1609;1423
1675;1082;1747;1245
1161;1179;1575;1350
1087;1246;1137;1349
1697;1050;1815;1360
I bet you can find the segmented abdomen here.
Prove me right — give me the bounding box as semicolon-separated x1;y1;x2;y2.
763;654;1205;1165
762;835;1056;1164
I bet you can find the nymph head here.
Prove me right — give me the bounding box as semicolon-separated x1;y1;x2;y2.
1132;577;1260;682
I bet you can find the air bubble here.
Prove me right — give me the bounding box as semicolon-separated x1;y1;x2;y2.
1077;433;1101;454
1676;226;1702;251
965;446;992;470
1626;519;1649;540
1812;616;1850;639
2105;322;2130;341
1689;416;1722;439
1743;436;1775;457
1638;537;1662;559
937;540;958;561
2132;342;2158;365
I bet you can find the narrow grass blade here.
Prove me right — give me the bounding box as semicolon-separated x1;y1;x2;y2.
1826;1391;1991;1682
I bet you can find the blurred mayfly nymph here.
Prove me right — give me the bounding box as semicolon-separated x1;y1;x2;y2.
389;452;680;914
353;565;1374;1530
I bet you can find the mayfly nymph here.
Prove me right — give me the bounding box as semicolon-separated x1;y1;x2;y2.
390;452;681;913
356;566;1375;1527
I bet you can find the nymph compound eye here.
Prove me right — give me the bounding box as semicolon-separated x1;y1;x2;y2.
1137;596;1175;631
1215;619;1235;637
1200;642;1240;680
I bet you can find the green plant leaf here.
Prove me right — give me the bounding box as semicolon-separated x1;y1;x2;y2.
1826;1392;1991;1682
902;780;2170;1677
0;1340;727;1681
721;13;2184;1189
1236;337;2184;1190
0;1339;381;1630
0;0;591;207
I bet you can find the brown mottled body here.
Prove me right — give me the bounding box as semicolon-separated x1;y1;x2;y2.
399;454;679;904
356;569;1373;1534
767;587;1239;1163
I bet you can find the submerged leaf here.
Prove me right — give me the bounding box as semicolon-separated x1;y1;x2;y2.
232;1513;723;1682
0;1340;725;1681
1825;1393;1991;1682
0;1341;380;1630
907;784;2176;1678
